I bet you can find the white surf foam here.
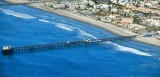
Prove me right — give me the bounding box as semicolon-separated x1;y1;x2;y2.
78;29;97;39
55;23;74;31
106;41;152;56
0;8;36;19
38;19;50;23
55;23;97;39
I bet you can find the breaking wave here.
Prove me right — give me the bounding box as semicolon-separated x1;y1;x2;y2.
0;8;36;19
38;19;50;23
55;23;97;39
106;41;152;56
78;29;97;39
55;23;74;31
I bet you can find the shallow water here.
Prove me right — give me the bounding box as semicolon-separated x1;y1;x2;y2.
0;3;160;77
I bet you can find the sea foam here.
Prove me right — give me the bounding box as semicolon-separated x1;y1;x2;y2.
38;19;50;23
0;8;36;19
55;23;97;39
55;23;74;31
78;29;97;39
106;41;152;56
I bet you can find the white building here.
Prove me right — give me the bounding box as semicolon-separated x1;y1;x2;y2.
128;24;146;31
111;0;140;5
96;4;112;10
145;19;160;27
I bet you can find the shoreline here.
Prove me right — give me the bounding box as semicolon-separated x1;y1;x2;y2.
29;5;160;47
2;0;160;47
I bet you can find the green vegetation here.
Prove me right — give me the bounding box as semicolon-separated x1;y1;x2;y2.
146;26;160;32
95;9;109;16
133;19;143;25
108;1;113;5
95;10;102;16
91;0;98;4
86;3;94;8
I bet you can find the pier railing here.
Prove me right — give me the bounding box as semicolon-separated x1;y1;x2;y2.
1;35;137;56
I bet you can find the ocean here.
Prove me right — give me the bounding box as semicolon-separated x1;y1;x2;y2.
0;2;160;77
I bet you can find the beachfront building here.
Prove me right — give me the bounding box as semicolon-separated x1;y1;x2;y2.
69;1;79;10
126;3;136;10
96;4;112;11
53;4;67;9
137;7;152;13
111;8;118;13
128;24;146;31
108;14;120;19
121;18;134;25
144;0;159;8
100;16;112;23
68;0;95;10
79;5;87;9
110;0;140;5
145;19;160;27
80;10;94;16
44;1;67;9
44;2;55;7
111;17;134;28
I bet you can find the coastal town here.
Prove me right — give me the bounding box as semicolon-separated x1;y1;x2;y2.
3;0;160;46
1;1;160;77
33;0;160;37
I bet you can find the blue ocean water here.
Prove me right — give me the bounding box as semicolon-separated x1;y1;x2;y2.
0;2;160;77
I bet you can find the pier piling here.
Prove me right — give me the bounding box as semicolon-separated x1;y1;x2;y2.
1;35;137;56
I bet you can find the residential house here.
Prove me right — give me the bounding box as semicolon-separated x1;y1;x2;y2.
80;10;94;16
52;4;67;9
128;24;146;31
111;0;139;5
44;2;54;6
96;4;112;11
121;18;134;25
101;16;112;23
69;1;79;10
111;7;118;13
108;14;120;19
145;19;160;26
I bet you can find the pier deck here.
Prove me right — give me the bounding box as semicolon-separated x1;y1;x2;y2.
1;35;137;56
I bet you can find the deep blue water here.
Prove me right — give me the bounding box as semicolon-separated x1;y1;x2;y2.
0;2;160;77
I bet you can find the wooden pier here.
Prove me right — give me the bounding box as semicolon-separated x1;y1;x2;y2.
1;35;137;56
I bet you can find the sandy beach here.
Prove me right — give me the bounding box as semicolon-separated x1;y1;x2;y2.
2;0;160;47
